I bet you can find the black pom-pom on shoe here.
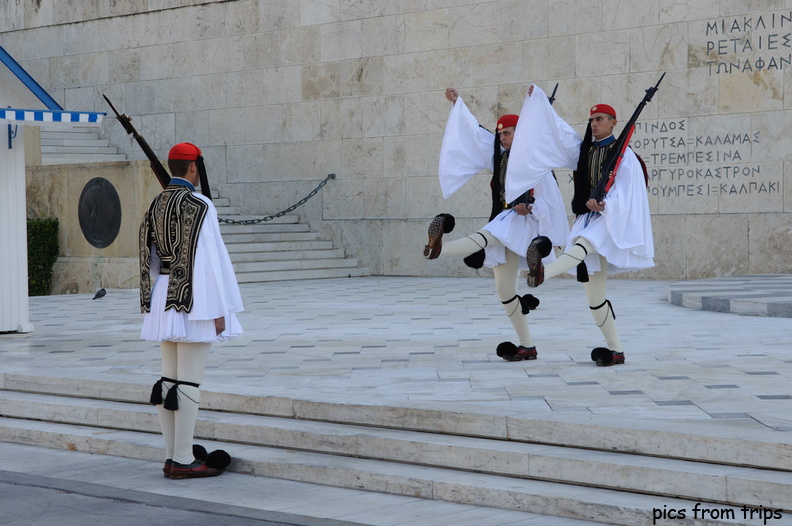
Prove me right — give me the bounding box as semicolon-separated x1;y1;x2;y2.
437;213;455;233
591;348;624;366
532;236;552;258
193;444;208;461
496;341;521;361
206;449;232;470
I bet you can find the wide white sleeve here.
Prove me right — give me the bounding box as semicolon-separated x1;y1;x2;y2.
505;85;582;203
438;96;495;199
602;148;654;257
188;198;244;322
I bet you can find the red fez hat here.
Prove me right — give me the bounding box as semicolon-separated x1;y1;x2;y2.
496;114;519;130
590;104;616;119
168;142;202;161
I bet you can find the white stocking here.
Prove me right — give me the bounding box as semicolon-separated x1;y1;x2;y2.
585;257;622;352
543;237;595;280
157;342;211;465
494;249;533;347
156;342;177;461
439;230;501;258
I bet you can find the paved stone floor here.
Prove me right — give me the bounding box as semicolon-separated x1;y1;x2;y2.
1;274;791;524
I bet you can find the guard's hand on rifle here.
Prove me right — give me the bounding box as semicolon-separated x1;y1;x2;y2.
513;203;532;216
586;198;605;213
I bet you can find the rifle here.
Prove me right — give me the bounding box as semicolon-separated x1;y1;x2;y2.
547;83;559;106
103;94;171;189
590;73;665;202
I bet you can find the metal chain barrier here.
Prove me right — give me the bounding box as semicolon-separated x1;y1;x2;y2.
217;173;336;225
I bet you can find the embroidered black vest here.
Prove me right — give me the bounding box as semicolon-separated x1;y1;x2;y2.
139;185;209;313
572;137;618;216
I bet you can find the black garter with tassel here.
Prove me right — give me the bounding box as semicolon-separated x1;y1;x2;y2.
151;378;200;410
149;376;176;405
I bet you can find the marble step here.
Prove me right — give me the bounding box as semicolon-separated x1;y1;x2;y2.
219;222;311;234
0;442;611;526
229;248;345;263
233;257;361;273
224;239;336;253
222;231;322;244
3;373;789;473
1;390;790;512
41;138;110;147
41;144;120;154
0;416;769;526
42;153;129;164
215;206;242;216
235;267;369;282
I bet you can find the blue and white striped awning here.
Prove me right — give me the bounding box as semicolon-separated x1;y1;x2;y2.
0;107;104;125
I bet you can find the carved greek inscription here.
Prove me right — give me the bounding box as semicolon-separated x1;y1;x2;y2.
704;11;792;75
631;120;776;203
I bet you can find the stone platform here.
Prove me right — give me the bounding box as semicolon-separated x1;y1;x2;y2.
1;275;790;525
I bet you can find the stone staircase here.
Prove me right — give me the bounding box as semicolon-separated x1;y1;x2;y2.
214;197;369;283
0;372;789;525
40;126;127;164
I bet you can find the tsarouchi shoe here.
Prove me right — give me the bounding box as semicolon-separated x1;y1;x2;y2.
423;213;455;259
162;459;172;478
496;342;537;361
169;459;223;479
526;236;551;287
517;345;537;360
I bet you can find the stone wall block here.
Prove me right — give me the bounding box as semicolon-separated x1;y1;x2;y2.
548;0;602;36
449;3;497;48
523;37;575;82
362;15;404;57
405;9;449;53
684;214;749;278
747;213;792;273
339;57;384;98
319;20;362;62
384;135;429;178
575;31;631;78
302;63;341;100
630;23;688;73
341;138;385;180
361;95;406;137
384;52;430;95
647;214;686;279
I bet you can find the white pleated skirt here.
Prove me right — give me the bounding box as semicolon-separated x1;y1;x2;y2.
141;275;243;343
481;209;558;270
567;212;654;274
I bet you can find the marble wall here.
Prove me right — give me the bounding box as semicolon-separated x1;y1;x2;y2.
3;0;791;280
